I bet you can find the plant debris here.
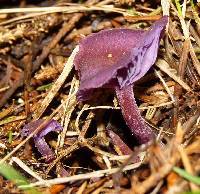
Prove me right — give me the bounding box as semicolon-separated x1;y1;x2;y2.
0;0;199;193
21;119;63;163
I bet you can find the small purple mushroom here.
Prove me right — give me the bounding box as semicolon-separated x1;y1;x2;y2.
21;119;63;163
74;16;168;144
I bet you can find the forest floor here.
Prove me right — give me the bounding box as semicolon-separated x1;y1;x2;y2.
0;0;199;193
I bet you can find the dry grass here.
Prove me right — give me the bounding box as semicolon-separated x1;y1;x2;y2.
0;0;199;193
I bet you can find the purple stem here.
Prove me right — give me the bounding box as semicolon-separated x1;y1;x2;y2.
115;85;154;144
107;128;132;155
34;137;55;163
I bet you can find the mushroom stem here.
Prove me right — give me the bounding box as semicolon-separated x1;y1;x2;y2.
115;85;154;144
34;137;55;163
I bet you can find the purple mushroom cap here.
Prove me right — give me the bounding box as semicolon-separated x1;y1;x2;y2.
75;16;168;101
21;119;63;163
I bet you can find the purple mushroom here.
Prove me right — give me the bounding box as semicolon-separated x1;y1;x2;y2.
21;119;63;163
74;16;168;144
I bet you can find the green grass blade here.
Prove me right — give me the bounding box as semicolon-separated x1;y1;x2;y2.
174;0;182;16
36;83;52;91
0;163;41;194
173;166;200;185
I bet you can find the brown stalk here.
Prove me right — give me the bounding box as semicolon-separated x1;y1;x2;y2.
33;13;83;71
178;38;190;79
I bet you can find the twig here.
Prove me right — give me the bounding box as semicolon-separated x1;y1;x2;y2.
0;5;131;26
59;77;78;147
156;59;191;91
34;46;79;119
33;14;82;72
19;162;142;188
154;69;175;103
178;145;200;191
11;157;45;182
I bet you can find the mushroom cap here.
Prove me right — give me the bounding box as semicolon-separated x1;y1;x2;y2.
75;16;168;101
21;119;62;138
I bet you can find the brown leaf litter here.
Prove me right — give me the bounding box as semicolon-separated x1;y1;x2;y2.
0;0;199;193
